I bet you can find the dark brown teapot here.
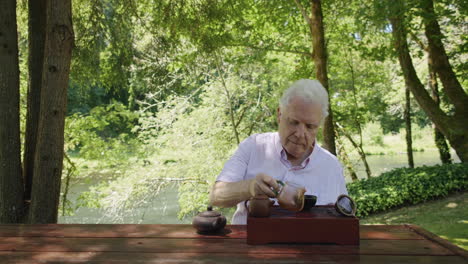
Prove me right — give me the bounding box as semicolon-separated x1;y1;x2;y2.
192;206;226;234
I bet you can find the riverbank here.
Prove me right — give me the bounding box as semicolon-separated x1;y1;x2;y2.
342;123;460;180
59;122;462;225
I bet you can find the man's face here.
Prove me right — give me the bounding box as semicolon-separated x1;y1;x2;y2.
277;96;323;161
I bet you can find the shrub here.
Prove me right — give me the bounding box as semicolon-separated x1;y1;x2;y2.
347;163;468;217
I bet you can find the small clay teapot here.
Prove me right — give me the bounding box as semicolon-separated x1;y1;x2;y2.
245;195;275;217
192;206;226;234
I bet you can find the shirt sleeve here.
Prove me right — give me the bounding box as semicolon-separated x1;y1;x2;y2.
216;135;255;182
337;164;348;196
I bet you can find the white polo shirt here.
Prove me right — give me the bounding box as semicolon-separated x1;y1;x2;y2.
216;132;348;224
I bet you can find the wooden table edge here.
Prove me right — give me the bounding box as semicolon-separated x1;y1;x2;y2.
405;224;468;260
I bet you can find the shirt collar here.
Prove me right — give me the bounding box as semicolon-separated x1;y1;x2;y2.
274;132;318;169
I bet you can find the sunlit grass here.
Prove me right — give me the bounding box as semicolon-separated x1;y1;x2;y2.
361;191;468;250
354;122;440;156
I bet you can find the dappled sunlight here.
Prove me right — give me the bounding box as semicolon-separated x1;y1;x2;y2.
441;236;468;250
386;215;410;223
446;202;458;208
452;238;468;245
31;252;97;263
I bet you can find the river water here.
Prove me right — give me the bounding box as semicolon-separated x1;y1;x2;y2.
58;150;460;224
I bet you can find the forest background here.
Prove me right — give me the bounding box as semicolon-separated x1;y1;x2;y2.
1;0;466;227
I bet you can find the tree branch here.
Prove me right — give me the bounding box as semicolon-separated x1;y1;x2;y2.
214;53;240;145
61;153;76;216
409;31;428;52
293;0;312;28
234;104;248;129
224;43;312;58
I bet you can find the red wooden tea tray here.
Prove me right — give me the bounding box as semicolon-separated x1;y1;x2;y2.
247;205;360;245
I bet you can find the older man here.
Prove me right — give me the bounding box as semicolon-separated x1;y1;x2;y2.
210;79;347;224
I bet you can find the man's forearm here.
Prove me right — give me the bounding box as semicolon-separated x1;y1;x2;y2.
209;180;255;208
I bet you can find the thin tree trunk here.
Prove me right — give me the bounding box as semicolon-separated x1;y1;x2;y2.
335;133;358;182
336;123;372;179
428;53;451;164
347;53;372;176
23;0;48;203
214;54;240;145
310;0;336;155
294;0;337;155
420;0;468;116
389;5;468;162
28;0;74;223
404;86;414;168
0;0;24;223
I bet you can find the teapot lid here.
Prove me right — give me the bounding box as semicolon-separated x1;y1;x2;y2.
199;206;221;217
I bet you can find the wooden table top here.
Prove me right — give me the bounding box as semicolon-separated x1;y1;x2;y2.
0;224;466;263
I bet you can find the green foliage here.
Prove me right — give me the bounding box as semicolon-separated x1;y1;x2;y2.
65;102;140;164
136;70;279;219
54;0;466;224
348;163;468;217
73;56;291;221
71;0;140;109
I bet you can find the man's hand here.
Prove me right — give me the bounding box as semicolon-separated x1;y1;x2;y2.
249;173;279;198
210;174;279;208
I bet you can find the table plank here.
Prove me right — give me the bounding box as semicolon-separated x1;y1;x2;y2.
0;224;423;240
0;252;466;264
406;224;468;260
0;237;455;256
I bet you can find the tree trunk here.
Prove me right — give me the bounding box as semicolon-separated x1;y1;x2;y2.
428;52;451;164
345;132;372;179
421;0;468;116
28;0;74;223
434;128;451;163
335;133;358;182
293;0;337;155
0;0;24;223
23;0;48;202
214;54;240;145
389;5;468;163
336;123;371;179
347;54;372;177
404;85;414;168
310;0;336;155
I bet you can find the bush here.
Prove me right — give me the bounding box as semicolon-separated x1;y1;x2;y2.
348;163;468;217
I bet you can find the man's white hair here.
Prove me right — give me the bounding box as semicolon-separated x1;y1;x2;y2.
279;79;329;121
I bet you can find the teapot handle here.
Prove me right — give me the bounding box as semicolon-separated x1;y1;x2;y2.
213;216;220;228
212;215;226;229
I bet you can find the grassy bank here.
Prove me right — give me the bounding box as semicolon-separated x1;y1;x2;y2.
349;122;441;156
361;191;468;250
